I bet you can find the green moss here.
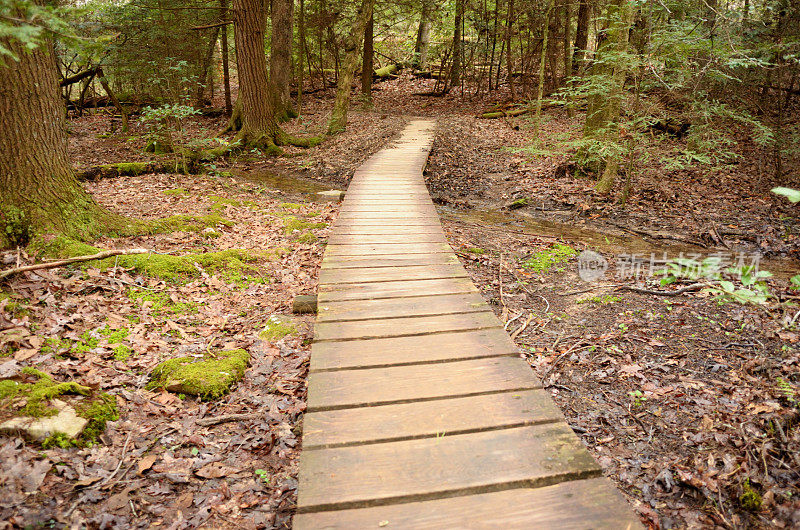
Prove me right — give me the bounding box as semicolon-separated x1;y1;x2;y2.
279;202;304;210
282;216;327;234
128;289;198;316
162;188;189;196
0;368;92;418
577;295;622;305
259;316;296;340
99;326;129;344
148;349;249;400
296;233;318;244
113;344;134;361
521;243;577;273
508;197;529;209
42;432;77;449
0;292;29;318
77;393;119;443
100;162;149;176
740;480;762;512
40;237;261;282
466;247;486;255
209;195;241;211
146;213;234;234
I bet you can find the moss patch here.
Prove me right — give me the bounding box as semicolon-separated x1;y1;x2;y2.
148;349;249;400
209;195;241;211
128;289;198;316
162;188;189;196
279;202;304;210
282;216;327;234
145;213;233;234
577;295;622;305
40;237;261;282
465;247;486;255
521;243;577;273
740;480;762;512
259;316;296;340
1;368;90;418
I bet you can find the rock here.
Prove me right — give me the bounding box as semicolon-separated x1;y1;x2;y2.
0;360;21;380
0;399;88;441
506;197;529;210
292;295;318;314
316;190;345;202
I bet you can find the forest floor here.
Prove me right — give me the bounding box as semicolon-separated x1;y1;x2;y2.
2;76;800;529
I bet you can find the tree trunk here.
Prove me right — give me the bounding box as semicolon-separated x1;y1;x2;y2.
221;0;233;115
361;11;374;104
533;0;555;133
505;0;516;100
449;0;464;90
270;0;297;121
297;0;306;113
413;0;433;70
232;0;281;150
195;27;221;107
0;34;107;246
572;0;589;75
585;0;635;193
327;0;374;134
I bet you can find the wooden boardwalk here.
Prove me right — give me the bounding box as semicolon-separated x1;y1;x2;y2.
295;120;642;529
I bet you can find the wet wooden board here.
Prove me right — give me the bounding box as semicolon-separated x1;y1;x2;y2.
306;356;539;411
314;311;501;341
298;119;642;528
317;293;489;322
310;327;518;371
294;478;643;529
296;423;601;512
319;264;467;284
318;277;478;303
324;242;453;257
302;389;563;448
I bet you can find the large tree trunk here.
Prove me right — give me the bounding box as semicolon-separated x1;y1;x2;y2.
327;0;374;134
361;11;374;104
0;32;107;247
448;0;464;90
232;0;281;151
505;0;516;100
413;0;433;70
584;0;635;194
195;27;221;107
572;0;589;75
270;0;297;121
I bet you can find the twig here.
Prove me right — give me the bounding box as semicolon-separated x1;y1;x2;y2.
196;412;263;427
503;311;523;331
98;432;132;488
620;282;707;297
510;313;534;340
0;249;149;280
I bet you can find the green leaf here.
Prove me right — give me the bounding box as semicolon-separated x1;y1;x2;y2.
772;187;800;203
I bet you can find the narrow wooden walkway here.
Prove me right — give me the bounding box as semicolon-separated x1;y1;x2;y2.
295;120;642;528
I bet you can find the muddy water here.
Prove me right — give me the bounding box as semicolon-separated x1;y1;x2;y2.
233;168;334;195
440;206;800;280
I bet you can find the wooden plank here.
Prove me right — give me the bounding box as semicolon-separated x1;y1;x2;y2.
314;311;501;341
310;327;517;370
318;277;478;303
302;389;563;449
296;423;601;512
306;356;538;411
319;264;467;284
327;234;446;245
293;478;643;529
317;293;489;322
324;243;452;257
322;254;460;268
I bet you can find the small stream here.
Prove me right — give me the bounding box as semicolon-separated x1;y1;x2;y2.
439;206;800;280
230;167;799;280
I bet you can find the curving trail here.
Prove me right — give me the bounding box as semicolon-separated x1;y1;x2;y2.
295;120;642;528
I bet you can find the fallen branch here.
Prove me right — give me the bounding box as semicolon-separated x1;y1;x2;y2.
0;249;149;280
620;282;707;297
196;412;263;426
478;107;530;119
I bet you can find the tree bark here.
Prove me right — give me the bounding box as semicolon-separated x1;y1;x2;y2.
572;0;589;75
327;0;374;134
297;0;306;113
413;0;433;70
0;31;108;247
195;27;221;107
448;0;464;90
270;0;297;121
505;0;516;100
361;11;374;104
533;0;555;133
